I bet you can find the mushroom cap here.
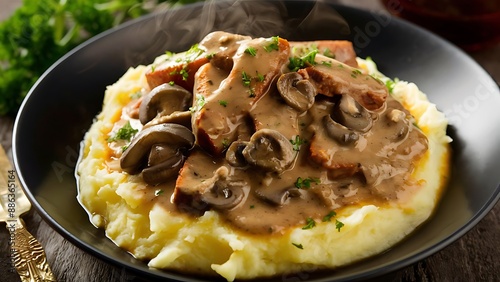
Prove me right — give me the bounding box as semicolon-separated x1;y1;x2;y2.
277;72;316;112
143;110;192;130
141;144;185;185
255;187;303;206
242;129;295;173
143;153;186;185
225;140;250;167
385;108;410;141
323;115;359;146
139;83;192;125
200;179;247;210
335;94;373;132
120;123;194;174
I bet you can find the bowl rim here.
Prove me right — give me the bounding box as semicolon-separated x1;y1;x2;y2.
12;1;500;281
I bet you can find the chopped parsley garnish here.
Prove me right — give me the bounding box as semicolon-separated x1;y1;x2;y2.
242;71;252;86
155;189;164;196
302;49;318;65
288;57;303;72
335;219;344;232
290;135;306;151
302;217;316;230
219;100;228;107
241;71;256;97
244;46;257;56
288;49;318;71
385;77;399;93
107;121;138;142
294;177;321;189
257;73;265;82
189;94;206;113
321;61;332;67
292;242;304;249
250;205;255;209
351;69;362;78
168;81;175;86
323;48;335;58
179;68;189;81
322;211;337;222
222;138;230;149
185;43;204;60
263;36;280;52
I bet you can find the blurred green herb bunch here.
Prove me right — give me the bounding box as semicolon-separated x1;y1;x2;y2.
0;0;201;116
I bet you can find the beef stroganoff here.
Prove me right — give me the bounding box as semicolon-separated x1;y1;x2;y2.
77;32;451;281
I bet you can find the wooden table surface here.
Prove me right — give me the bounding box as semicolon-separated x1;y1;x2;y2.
1;1;499;281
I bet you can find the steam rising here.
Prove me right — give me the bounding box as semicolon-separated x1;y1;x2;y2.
123;0;350;66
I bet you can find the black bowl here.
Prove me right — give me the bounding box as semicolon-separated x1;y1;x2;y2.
12;1;500;281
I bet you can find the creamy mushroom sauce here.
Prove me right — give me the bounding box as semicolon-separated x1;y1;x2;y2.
107;32;428;235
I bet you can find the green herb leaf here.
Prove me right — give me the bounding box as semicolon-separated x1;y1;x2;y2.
244;46;257;56
321;61;332;67
108;121;138;142
351;69;362;78
335;219;344;232
295;177;320;189
179;68;189;81
385;77;399;93
263;36;279;52
219;100;228;107
292;242;304;249
189;94;206;113
302;217;316;230
288;49;318;71
257;73;265;82
322;211;337;222
323;48;335;59
242;71;251;86
222;138;230;149
290;135;306;151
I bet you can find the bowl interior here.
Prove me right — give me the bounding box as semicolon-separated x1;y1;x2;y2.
13;1;500;281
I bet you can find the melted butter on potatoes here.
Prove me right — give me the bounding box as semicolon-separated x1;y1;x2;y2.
77;34;450;281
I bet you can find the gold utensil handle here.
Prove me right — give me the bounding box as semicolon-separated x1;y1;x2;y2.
7;218;56;282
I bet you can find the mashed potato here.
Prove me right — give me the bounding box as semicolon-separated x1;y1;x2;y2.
77;35;450;281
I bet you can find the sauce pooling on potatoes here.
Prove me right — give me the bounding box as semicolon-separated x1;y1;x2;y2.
107;32;428;235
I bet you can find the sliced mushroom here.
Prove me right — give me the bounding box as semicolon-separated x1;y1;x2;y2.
255;187;302;206
277;72;316;112
142;145;186;185
323;115;359;146
334;94;373;132
200;179;247;210
143;110;192;130
120;123;194;175
225;141;249;167
139;83;192;125
385;109;410;141
242;129;295;173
